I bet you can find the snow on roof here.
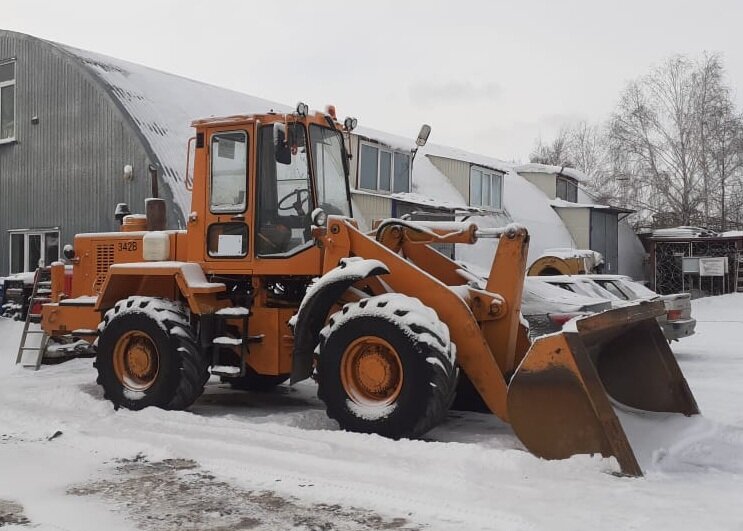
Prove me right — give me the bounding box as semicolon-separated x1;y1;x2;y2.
53;42;289;220
550;198;632;212
354;125;417;153
513;163;588;182
652;227;719;238
42;39;575;259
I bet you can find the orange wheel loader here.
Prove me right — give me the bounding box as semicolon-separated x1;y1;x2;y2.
38;104;698;476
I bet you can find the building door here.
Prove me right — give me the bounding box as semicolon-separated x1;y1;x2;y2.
590;211;618;273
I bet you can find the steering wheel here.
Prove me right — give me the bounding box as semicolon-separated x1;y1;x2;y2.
278;188;311;215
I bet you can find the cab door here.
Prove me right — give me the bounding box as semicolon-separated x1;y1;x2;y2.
203;128;252;268
252;122;322;276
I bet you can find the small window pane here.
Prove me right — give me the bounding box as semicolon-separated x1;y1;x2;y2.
208;223;248;257
482;173;491;207
210;132;248;213
0;61;14;83
470;169;482;206
28;234;41;270
556;177;567;200
310;125;350;217
45;232;60;265
379;151;392;191
1;85;14;140
393;153;410;193
10;233;24;273
491;174;502;209
359;144;378;190
567;180;578;202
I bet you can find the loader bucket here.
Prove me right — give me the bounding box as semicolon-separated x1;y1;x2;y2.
507;300;699;476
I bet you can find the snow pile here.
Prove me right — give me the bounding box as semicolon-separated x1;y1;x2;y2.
2;294;743;528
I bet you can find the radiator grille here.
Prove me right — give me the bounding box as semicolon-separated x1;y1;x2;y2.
94;244;115;293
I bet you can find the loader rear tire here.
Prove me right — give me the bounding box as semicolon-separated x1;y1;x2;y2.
96;297;208;411
316;294;457;439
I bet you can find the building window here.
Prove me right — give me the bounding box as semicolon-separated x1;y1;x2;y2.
469;166;503;209
0;59;15;142
556;175;578;202
8;230;60;273
358;141;411;193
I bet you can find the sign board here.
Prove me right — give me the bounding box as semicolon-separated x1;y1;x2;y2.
699;257;727;277
682;257;699;274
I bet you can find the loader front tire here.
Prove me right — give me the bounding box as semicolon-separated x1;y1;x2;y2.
96;297;208;411
317;294;457;439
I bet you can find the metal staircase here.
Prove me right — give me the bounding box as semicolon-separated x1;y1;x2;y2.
15;268;52;370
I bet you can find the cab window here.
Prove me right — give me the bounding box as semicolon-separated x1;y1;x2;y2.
256;124;314;256
210;131;248;213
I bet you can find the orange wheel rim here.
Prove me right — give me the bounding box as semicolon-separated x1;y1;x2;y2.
341;336;403;406
112;330;160;392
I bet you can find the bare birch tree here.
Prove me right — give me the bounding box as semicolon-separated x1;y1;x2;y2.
530;53;743;229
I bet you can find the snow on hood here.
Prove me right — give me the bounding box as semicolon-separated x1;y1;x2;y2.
54;42;289;221
522;277;607;314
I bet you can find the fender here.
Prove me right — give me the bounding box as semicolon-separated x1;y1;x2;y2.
290;257;389;383
95;261;226;315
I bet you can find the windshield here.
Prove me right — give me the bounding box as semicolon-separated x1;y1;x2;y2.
576;279;620;300
309;125;351;217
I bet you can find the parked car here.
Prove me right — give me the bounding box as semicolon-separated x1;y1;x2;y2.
530;275;634;308
456;263;614;339
521;277;612;338
586;274;696;341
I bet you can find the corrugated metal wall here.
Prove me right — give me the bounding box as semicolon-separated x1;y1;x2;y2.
0;31;154;275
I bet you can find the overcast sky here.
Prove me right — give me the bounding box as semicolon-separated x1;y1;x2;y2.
4;0;743;161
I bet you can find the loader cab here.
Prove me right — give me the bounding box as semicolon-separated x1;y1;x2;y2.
190;108;353;274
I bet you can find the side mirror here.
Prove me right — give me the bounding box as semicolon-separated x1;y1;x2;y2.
416;124;431;147
273;123;291;165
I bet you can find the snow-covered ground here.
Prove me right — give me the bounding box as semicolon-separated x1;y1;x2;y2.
2;295;743;530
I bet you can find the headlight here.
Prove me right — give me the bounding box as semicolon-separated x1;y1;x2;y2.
311;208;328;227
296;102;309;116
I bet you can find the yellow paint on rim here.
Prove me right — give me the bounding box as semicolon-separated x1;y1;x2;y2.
340;336;403;406
112;330;160;392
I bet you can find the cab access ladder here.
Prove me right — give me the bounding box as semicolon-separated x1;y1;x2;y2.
15;268;52;370
736;252;743;293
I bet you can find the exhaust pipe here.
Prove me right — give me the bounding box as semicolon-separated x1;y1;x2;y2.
146;164;166;231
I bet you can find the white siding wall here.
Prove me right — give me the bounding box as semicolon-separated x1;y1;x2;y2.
618;219;647;280
518;171;557;200
428;155;470;201
351;192;392;231
554;207;591;248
